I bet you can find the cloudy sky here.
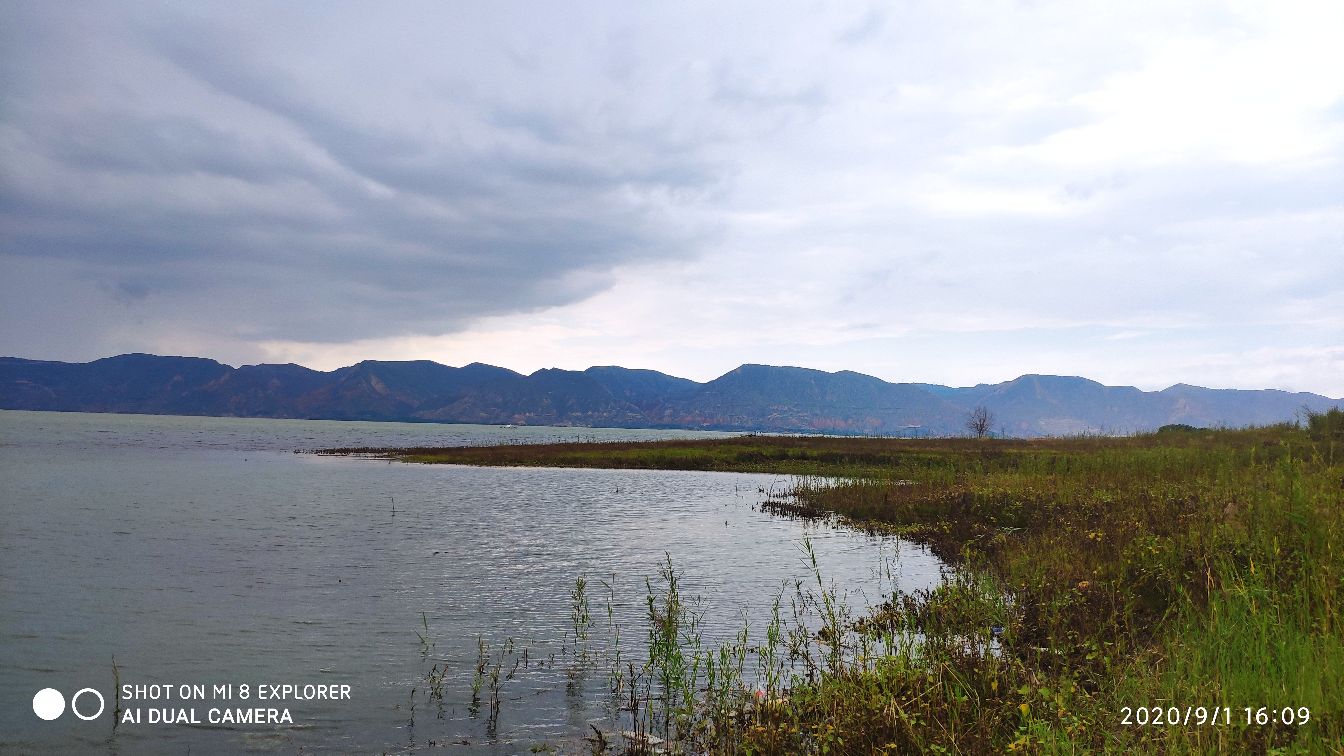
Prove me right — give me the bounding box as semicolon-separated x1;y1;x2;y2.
2;1;1341;395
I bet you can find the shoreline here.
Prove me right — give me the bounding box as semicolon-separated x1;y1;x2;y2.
321;420;1344;752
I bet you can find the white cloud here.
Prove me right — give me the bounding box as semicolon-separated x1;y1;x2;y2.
2;0;1341;396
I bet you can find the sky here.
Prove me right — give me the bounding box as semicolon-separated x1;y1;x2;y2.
2;1;1341;396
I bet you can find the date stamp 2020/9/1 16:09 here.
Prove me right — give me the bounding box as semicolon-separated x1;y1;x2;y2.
1121;706;1312;727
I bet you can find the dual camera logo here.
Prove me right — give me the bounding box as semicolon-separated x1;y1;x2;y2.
33;687;105;721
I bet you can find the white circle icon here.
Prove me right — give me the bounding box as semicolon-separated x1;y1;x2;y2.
71;688;105;720
33;688;65;720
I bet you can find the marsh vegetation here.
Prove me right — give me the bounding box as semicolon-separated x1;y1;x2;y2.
355;419;1344;753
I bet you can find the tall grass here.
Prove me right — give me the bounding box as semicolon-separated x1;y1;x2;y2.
611;425;1339;752
767;425;1344;753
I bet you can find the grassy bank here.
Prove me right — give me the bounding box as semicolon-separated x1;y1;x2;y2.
764;422;1344;754
320;434;926;475
320;433;1236;477
332;413;1344;753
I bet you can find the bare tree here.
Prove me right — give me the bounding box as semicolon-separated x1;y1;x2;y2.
966;406;994;438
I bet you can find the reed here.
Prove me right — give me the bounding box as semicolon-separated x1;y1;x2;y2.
111;655;122;729
572;576;593;661
469;636;486;717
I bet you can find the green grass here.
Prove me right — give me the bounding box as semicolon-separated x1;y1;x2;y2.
770;426;1344;754
335;424;1343;753
321;434;1151;477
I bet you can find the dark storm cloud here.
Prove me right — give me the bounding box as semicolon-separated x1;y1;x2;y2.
0;2;724;351
4;1;1339;396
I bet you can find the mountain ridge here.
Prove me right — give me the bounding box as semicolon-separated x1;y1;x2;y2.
1;353;1338;437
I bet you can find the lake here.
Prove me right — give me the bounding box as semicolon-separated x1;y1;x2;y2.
0;410;943;753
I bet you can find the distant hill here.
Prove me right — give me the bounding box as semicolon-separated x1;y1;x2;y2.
1;354;1338;437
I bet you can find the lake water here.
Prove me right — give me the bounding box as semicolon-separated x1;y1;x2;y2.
0;410;943;754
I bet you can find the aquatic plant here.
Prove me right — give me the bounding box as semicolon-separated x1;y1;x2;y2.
111;655;123;729
571;575;592;661
469;636;487;717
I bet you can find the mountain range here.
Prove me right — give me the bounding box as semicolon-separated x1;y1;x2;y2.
1;353;1338;437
